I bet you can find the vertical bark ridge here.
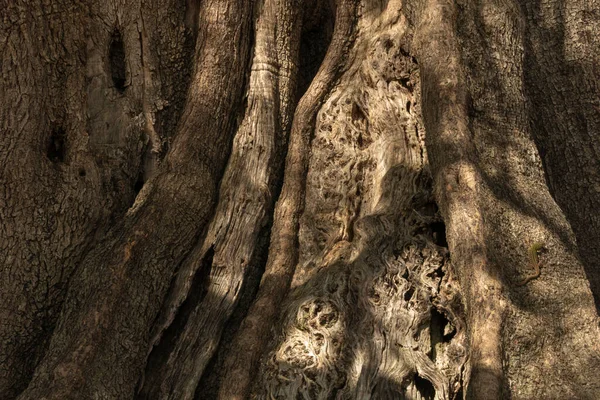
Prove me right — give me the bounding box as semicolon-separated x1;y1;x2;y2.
412;0;506;398
136;1;301;398
16;0;253;398
412;0;600;398
217;0;359;398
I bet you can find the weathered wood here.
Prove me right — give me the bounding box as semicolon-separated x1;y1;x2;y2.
254;2;467;398
216;0;360;398
1;0;600;399
136;1;301;398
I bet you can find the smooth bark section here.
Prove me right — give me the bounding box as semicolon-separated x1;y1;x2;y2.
412;1;505;398
16;1;252;399
217;0;359;398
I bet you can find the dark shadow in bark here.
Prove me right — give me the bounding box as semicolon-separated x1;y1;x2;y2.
414;373;436;399
47;127;67;163
193;222;273;400
430;221;447;248
133;170;145;196
109;28;127;93
522;0;600;312
296;1;335;99
430;307;455;360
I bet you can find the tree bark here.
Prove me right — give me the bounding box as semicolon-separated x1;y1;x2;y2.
1;0;600;399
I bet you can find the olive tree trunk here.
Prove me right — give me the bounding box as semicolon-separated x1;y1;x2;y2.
1;0;599;399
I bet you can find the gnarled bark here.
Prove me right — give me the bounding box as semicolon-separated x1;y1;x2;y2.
2;0;600;399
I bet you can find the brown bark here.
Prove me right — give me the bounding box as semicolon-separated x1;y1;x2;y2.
0;0;193;397
522;0;600;308
11;0;252;398
1;0;600;399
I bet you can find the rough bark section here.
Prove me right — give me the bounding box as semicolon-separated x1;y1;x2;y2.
255;2;467;398
411;1;506;398
15;1;252;398
522;0;600;308
217;1;359;398
137;1;301;398
412;0;600;398
456;1;600;398
0;0;184;395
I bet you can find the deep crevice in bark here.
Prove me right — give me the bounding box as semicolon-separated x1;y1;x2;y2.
414;373;436;399
133;171;145;196
430;221;447;248
296;1;335;99
47;127;67;163
136;246;215;399
109;29;127;93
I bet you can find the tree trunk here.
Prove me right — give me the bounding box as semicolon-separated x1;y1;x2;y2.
1;0;599;399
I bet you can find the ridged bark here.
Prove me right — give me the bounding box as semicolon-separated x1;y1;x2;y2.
1;0;599;399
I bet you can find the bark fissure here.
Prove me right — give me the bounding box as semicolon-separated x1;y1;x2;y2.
109;28;127;93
